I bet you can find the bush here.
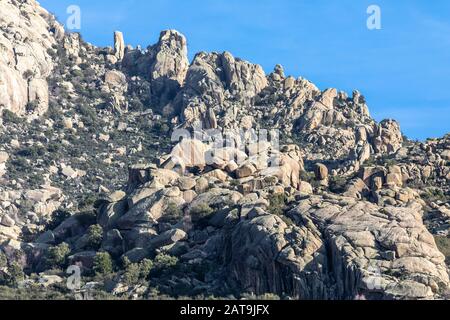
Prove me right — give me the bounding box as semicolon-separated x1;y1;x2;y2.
0;251;7;269
46;101;64;122
17;145;46;158
329;175;348;194
76;103;98;127
362;156;377;167
422;188;448;204
122;258;153;285
47;210;72;230
435;236;450;265
122;263;140;285
45;243;71;269
190;203;214;223
129;97;145;111
139;259;153;278
153;254;178;275
86;224;104;250
23;69;34;80
4;262;25;287
300;170;315;183
154;121;170;134
25;101;40;113
267;194;287;216
71;69;84;78
2;110;24;125
160;202;183;224
78;194;98;210
93;252;113;276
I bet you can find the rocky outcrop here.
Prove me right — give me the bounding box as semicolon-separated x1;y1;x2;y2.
114;31;125;61
289;195;449;299
0;0;447;302
150;30;189;96
0;0;62;117
223;193;449;300
118;27;402;171
122;30;189;109
0;184;64;245
228;214;332;299
37;133;445;300
177;51;267;129
373;119;403;154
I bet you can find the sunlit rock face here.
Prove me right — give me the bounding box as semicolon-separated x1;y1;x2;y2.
0;0;62;117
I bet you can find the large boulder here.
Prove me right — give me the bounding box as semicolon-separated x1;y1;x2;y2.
170;139;209;169
373;119;403;154
114;31;125;60
117;188;185;229
227;214;330;299
0;0;61;116
147;229;187;250
314;163;329;181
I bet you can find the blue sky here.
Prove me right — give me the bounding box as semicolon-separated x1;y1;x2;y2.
40;0;450;140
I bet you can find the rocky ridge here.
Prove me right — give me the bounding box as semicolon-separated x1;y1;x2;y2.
0;0;448;300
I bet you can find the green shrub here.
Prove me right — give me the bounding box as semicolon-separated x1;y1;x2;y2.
23;69;34;80
190;203;214;223
384;158;398;167
0;251;7;269
160;202;183;224
2;110;24;125
267;194;287;216
45;243;71;269
122;259;153;286
46;101;64;122
300;170;315;183
435;236;450;265
329;175;348;194
362;156;377;167
93;252;113;276
4;262;25;287
154;121;170;134
86;224;104;250
121;256;132;269
71;69;84;78
122;263;140;285
17;145;46;158
47;210;72;230
139;259;153;279
153;254;178;275
422;188;448;203
25;101;40;113
129;97;144;111
76;103;98;127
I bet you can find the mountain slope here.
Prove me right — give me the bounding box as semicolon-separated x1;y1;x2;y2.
0;0;448;300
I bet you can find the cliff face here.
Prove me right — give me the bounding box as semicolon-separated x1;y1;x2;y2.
0;0;448;300
0;0;63;117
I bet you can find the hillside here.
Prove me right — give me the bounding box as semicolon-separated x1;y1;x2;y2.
0;0;448;300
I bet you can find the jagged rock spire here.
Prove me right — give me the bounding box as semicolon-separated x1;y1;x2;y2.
114;31;125;61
